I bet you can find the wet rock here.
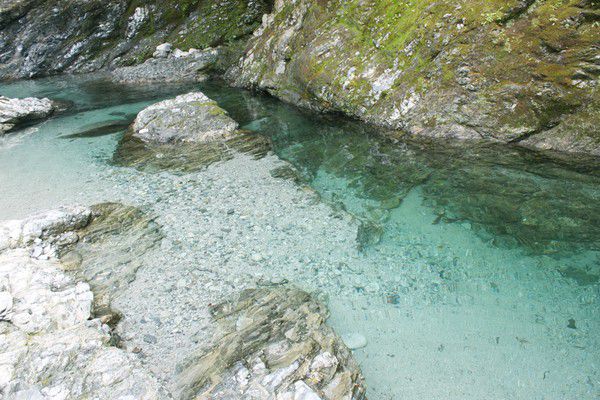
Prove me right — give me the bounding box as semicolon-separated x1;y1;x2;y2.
175;286;366;400
132;92;239;144
112;127;272;173
0;96;56;134
228;0;600;155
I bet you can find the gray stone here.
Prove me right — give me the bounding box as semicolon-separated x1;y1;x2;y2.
153;43;173;58
0;0;271;80
111;48;221;83
341;333;367;350
132;92;239;144
144;334;158;344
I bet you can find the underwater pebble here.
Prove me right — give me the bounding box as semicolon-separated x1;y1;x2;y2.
341;332;367;350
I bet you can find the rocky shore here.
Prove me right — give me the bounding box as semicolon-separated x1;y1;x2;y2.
0;0;598;155
227;0;600;155
111;46;222;83
0;203;367;399
1;1;599;398
0;205;166;399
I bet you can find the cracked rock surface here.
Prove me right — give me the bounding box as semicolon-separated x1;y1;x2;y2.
175;286;367;400
132;92;239;144
0;206;167;399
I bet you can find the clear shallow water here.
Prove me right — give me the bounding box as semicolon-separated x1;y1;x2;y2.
1;75;599;398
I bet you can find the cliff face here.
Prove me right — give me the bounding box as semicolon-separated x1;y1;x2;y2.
0;0;272;79
227;0;600;155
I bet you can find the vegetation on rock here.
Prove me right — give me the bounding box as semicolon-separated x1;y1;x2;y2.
229;0;600;154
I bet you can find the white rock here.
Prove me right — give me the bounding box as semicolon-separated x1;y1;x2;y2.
292;380;323;400
172;48;188;58
0;291;13;318
153;43;172;58
0;96;56;134
132;92;238;144
310;351;337;371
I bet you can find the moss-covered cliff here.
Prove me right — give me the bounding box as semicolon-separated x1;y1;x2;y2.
227;0;599;155
0;0;272;79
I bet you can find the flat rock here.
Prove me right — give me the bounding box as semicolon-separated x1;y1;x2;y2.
0;203;163;321
132;92;239;144
0;96;56;134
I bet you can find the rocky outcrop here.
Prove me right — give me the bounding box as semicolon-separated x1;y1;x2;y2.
1;206;366;399
0;203;162;321
175;286;367;400
111;45;221;83
132;92;239;143
0;96;55;134
0;206;166;399
228;0;600;155
0;0;273;79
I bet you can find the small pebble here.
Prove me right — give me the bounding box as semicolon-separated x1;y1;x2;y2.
143;334;157;344
341;332;367;350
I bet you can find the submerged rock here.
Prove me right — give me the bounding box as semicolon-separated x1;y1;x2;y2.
113;128;272;172
341;333;368;350
175;286;367;400
0;96;56;134
132;92;239;144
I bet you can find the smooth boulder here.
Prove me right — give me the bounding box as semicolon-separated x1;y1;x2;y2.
0;96;55;134
132;92;239;144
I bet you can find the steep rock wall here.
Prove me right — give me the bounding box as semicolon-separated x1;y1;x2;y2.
227;0;600;155
0;0;272;79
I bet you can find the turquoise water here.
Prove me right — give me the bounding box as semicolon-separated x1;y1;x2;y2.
1;75;599;398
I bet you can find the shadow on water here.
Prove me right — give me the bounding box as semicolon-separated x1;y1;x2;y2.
59;117;136;139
